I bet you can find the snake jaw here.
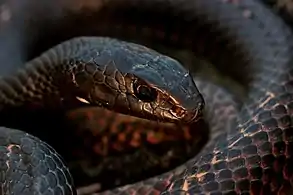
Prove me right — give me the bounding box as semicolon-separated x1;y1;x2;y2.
185;104;204;123
169;101;204;124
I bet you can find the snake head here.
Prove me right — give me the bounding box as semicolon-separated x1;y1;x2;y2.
124;72;205;124
72;38;204;124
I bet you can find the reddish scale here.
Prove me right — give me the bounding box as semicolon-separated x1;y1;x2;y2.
66;107;192;157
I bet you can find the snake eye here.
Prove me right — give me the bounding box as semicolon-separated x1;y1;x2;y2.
133;80;158;102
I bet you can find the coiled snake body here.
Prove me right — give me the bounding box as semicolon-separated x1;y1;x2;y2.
1;0;293;194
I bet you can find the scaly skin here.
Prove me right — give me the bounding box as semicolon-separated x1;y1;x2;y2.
70;78;242;194
0;36;204;194
1;0;293;194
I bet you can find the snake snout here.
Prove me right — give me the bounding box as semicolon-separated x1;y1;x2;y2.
184;102;204;123
170;101;204;124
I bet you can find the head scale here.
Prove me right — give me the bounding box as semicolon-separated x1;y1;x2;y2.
73;38;205;124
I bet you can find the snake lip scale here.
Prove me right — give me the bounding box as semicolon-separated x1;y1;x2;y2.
1;0;293;194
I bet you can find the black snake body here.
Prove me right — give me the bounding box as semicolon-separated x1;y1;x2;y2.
1;0;293;194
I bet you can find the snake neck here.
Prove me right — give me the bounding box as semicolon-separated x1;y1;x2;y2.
0;66;75;110
0;40;91;110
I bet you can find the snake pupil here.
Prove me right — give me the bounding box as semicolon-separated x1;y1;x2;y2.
134;81;158;102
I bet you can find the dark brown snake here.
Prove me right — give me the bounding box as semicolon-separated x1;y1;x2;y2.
1;0;293;194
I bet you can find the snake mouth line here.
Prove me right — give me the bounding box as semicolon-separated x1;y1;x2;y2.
181;102;205;124
169;106;203;125
184;108;203;124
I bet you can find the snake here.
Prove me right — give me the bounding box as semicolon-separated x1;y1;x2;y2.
1;0;293;194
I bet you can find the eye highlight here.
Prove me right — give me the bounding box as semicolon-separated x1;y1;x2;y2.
133;79;158;102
